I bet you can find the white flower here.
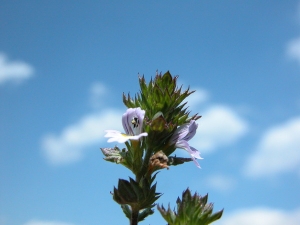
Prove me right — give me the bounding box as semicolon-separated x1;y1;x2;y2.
104;107;148;143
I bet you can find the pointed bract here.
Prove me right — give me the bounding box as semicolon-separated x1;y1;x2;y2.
157;188;223;225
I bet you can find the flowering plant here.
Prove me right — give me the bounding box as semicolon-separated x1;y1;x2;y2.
101;71;223;225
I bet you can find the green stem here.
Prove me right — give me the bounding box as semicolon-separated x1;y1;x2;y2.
130;207;139;225
137;147;152;182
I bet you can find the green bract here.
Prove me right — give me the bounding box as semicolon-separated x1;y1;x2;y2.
157;188;224;225
113;173;161;222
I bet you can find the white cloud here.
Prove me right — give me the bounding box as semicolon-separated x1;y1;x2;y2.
23;220;75;225
185;87;209;107
41;109;123;165
244;117;300;178
0;52;34;85
219;207;300;225
89;82;108;108
41;87;247;165
286;37;300;65
206;174;236;192
286;3;300;66
190;105;249;152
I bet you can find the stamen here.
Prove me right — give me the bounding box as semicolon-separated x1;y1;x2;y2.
131;117;139;128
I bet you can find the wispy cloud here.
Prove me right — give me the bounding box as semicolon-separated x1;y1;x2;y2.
0;52;34;85
285;1;300;67
41;109;123;165
190;105;249;153
23;220;75;225
219;207;300;225
286;37;300;65
206;174;236;192
89;82;108;108
185;87;210;107
41;83;247;166
244;117;300;178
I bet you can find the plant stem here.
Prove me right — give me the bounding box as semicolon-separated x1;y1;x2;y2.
130;208;139;225
137;146;153;182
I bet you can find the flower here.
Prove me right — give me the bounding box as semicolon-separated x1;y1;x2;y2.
169;120;202;168
105;107;148;143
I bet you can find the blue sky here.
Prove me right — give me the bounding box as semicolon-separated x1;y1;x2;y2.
1;1;300;225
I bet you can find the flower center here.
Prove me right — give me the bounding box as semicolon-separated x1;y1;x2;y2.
131;117;140;128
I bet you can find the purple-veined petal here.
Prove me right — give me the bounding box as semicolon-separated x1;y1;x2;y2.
169;124;188;144
175;140;202;168
175;140;201;159
122;107;146;135
169;120;198;144
176;120;197;141
190;155;201;168
174;139;190;150
104;108;147;144
169;120;201;168
122;108;134;135
183;120;198;141
189;146;202;159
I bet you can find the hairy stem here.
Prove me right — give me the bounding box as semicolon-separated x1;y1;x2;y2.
130;207;139;225
137;146;152;182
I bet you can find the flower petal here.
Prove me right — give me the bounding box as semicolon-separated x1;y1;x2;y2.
169;120;198;144
175;140;202;168
191;156;201;168
189;146;203;159
122;107;146;136
127;132;148;140
104;130;147;143
184;120;198;141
